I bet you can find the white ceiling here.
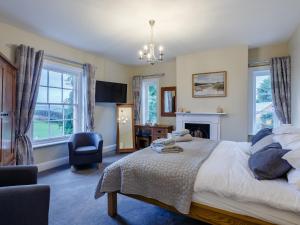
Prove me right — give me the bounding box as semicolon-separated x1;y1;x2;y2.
0;0;300;65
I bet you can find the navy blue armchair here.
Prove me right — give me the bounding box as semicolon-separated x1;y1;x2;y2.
68;132;103;166
0;166;50;225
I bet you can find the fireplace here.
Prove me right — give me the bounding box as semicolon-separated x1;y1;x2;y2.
176;112;225;141
185;123;210;139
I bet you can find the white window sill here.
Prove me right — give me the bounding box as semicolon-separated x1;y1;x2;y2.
33;139;69;149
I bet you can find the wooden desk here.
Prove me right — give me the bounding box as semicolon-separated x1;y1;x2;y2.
135;124;173;149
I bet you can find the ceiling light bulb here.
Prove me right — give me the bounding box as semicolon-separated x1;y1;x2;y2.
147;53;151;59
159;46;164;52
143;45;148;51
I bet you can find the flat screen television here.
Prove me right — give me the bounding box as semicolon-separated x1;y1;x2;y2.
95;81;127;103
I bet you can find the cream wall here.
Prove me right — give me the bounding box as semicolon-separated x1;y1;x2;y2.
289;24;300;127
130;60;177;127
249;42;289;63
0;22;131;164
176;46;249;141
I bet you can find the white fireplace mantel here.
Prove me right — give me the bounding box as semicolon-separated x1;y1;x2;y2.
176;112;227;141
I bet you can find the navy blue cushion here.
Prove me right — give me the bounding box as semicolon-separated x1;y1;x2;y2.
248;144;291;180
259;142;282;152
251;128;273;146
75;146;97;155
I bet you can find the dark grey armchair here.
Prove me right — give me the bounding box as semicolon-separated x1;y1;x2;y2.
68;132;103;166
0;166;50;225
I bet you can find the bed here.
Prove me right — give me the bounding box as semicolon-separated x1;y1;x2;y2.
95;139;300;225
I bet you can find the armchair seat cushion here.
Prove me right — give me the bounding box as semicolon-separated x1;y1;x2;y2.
75;146;98;155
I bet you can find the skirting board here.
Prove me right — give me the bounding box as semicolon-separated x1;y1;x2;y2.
37;144;116;172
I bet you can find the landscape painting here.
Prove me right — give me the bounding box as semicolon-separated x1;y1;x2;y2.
192;71;227;97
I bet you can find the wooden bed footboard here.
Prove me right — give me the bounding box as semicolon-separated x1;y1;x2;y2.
107;192;275;225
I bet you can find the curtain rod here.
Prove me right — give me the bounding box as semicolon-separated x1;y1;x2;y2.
44;54;84;67
141;73;165;78
248;59;270;68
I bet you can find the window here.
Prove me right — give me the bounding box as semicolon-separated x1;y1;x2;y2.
141;78;159;124
249;66;279;134
32;61;83;144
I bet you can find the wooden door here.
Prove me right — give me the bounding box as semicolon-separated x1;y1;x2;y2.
0;54;16;165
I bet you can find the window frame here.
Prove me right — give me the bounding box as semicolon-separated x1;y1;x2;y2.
141;78;159;124
248;66;279;135
31;60;84;147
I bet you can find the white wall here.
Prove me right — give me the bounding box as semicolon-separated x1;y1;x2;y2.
176;46;249;141
289;24;300;127
130;60;177;127
0;22;131;164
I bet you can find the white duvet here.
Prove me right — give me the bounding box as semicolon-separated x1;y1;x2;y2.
194;141;300;213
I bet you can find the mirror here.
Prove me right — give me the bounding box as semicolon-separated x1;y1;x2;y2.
161;86;176;117
117;104;135;153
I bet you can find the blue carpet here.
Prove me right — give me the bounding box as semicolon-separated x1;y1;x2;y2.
38;153;208;225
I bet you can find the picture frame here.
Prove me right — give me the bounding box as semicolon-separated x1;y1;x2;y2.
192;71;227;98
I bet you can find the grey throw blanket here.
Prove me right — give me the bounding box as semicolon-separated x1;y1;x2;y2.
95;138;218;214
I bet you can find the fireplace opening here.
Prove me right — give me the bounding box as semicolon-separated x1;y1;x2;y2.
184;123;210;139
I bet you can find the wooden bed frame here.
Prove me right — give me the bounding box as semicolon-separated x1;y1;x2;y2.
107;192;275;225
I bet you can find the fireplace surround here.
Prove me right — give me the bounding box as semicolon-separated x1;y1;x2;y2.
176;112;226;141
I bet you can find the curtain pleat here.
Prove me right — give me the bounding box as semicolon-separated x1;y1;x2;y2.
270;56;291;124
15;45;44;165
132;76;143;124
83;64;96;131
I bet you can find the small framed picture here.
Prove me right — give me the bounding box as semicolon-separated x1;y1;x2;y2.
192;71;227;98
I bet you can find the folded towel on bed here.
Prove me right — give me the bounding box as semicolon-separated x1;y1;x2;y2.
152;137;175;146
171;129;190;136
151;143;183;153
174;134;193;142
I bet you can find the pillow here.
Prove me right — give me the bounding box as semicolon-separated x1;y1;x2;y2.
273;133;300;148
282;149;300;169
251;128;273;146
287;169;300;184
287;169;300;191
273;124;300;135
249;134;274;154
248;147;291;180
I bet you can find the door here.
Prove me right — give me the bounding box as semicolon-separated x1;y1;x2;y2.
0;57;16;165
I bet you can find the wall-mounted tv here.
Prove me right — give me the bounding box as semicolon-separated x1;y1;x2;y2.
95;81;127;103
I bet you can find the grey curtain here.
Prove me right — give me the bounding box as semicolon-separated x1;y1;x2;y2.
270;56;291;124
15;45;44;165
83;64;96;131
132;76;143;124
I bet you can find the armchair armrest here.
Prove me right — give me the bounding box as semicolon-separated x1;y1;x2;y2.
0;185;50;225
93;133;103;149
0;166;38;187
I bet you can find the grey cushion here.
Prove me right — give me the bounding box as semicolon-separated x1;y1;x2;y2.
249;134;274;155
75;146;98;155
248;144;292;180
251;128;273;145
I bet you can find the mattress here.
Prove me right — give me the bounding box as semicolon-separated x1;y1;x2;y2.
192;191;300;225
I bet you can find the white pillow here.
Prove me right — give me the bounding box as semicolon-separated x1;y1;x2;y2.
249;134;273;155
273;124;300;135
282;149;300;169
287;169;300;184
273;133;300;148
297;180;300;190
287;169;300;191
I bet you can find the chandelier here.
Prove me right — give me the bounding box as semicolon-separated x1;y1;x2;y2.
138;20;164;65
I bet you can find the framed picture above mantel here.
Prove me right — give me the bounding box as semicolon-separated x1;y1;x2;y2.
192;71;227;98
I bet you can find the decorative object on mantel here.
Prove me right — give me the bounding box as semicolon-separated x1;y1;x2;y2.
192;71;227;98
177;107;184;113
138;20;164;65
216;106;224;113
